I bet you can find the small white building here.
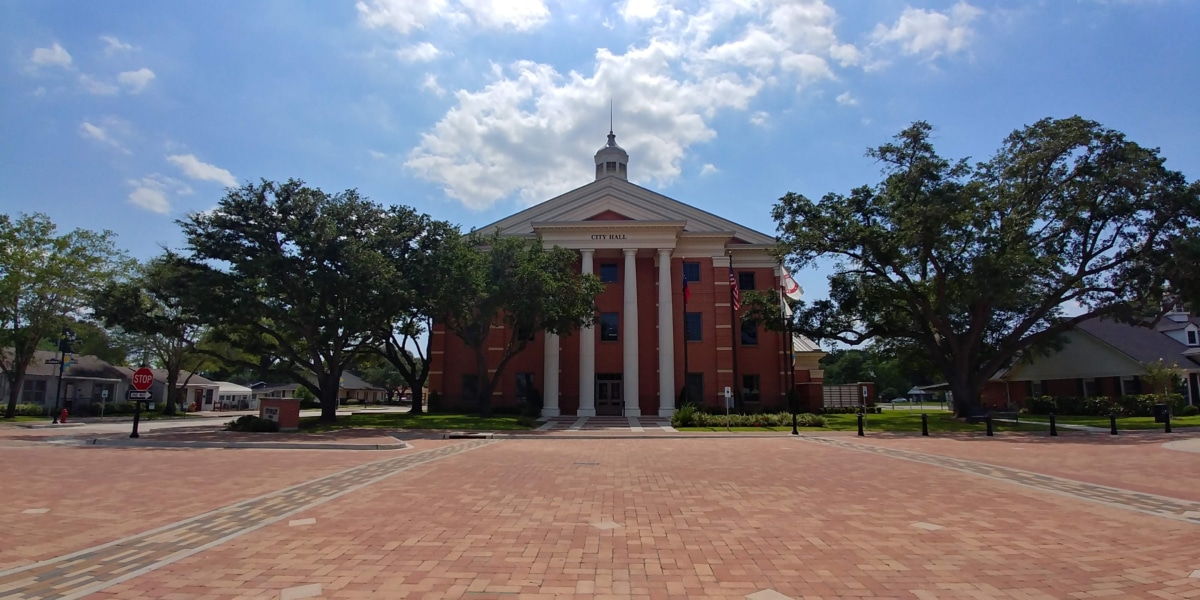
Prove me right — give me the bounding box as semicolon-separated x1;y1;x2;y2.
215;381;255;410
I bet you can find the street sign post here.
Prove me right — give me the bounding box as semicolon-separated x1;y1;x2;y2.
130;367;154;438
723;386;733;432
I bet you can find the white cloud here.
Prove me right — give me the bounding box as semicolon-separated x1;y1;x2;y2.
699;163;718;176
749;111;769;127
127;175;191;214
396;42;442;63
79;74;119;95
31;43;72;68
870;2;984;59
79;121;130;154
117;68;155;93
368;150;388;159
100;35;134;55
421;73;446;96
357;0;548;33
167;154;237;187
835;91;858;106
406;1;869;210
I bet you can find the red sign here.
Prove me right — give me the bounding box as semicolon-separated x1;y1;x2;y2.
132;367;154;392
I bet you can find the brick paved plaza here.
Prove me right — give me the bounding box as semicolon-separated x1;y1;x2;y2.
2;429;1200;599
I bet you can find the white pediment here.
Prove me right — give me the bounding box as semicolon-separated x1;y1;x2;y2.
478;178;776;245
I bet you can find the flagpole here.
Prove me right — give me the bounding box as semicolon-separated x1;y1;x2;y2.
728;258;741;413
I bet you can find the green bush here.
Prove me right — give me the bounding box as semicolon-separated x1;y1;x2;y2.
297;398;320;409
674;410;825;428
13;403;45;416
819;406;881;414
1179;404;1199;417
226;415;280;432
671;403;699;427
1025;394;1185;417
427;390;442;413
522;389;544;418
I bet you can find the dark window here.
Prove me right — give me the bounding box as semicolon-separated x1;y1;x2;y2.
21;379;46;404
1121;376;1141;396
738;271;756;291
462;374;480;406
515;372;534;401
684;312;702;341
619;163;627;174
1028;380;1044;397
740;320;758;345
606;161;617;172
742;375;761;403
685;373;703;405
600;312;619;341
682;261;701;283
599;263;619;283
517;324;535;341
1083;378;1099;397
1189;330;1198;346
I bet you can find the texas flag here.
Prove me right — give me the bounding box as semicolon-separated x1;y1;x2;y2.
781;267;803;301
682;272;691;303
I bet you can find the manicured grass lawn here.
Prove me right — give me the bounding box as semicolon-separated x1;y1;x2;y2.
1019;415;1200;429
0;416;45;423
678;411;1046;433
299;413;535;432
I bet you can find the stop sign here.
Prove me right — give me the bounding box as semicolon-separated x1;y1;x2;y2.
132;367;155;392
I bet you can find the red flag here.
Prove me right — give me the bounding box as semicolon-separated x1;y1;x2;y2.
682;272;690;303
729;266;741;311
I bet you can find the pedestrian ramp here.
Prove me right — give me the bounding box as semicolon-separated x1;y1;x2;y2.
535;416;676;433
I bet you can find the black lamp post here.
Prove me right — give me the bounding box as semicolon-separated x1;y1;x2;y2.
50;327;76;424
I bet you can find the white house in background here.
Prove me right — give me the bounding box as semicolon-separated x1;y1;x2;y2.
115;367;220;411
215;381;255;410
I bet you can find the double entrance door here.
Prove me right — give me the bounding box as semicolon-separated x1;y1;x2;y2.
596;374;623;416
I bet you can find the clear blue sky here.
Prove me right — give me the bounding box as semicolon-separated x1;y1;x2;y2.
3;1;1198;303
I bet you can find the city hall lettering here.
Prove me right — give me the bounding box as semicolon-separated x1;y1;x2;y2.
591;233;627;240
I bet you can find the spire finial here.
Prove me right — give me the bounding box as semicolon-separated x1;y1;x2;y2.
609;98;613;134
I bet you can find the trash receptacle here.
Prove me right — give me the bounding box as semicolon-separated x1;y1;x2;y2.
1153;403;1170;423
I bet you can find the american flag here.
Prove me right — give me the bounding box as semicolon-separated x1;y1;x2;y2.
729;265;741;311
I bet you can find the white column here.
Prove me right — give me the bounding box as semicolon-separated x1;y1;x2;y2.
578;249;596;416
622;249;641;417
657;248;676;417
542;333;560;417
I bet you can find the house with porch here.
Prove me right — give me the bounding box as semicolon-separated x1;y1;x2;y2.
115;367;221;412
0;350;129;413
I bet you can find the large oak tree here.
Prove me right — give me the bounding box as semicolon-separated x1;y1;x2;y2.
0;213;128;418
172;179;432;422
772;117;1200;417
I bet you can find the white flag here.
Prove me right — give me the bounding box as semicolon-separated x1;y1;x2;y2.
781;268;804;301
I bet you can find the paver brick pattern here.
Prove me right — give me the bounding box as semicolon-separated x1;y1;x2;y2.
0;440;491;600
90;438;1200;599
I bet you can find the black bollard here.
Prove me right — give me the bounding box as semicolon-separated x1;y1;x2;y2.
985;414;994;436
857;411;865;437
1165;411;1172;434
1049;412;1058;436
791;412;798;436
130;400;142;439
1109;411;1118;435
921;413;929;436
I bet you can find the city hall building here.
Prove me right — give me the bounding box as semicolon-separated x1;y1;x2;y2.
428;130;821;417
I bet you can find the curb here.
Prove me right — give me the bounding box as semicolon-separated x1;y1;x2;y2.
23;422;86;429
75;438;411;451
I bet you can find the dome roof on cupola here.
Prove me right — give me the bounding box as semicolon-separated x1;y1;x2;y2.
593;129;629;180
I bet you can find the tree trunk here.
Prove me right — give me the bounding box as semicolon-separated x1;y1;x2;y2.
410;386;423;415
318;373;340;423
164;369;179;416
948;372;983;419
4;373;22;418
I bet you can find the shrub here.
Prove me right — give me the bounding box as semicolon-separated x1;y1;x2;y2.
522;388;544;418
427;390;442;413
1181;404;1200;417
298;398;320;409
671;403;699;427
677;410;826;428
226;415;280;433
13;403;45;416
818;406;881;414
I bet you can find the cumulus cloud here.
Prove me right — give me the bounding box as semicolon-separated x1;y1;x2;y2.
870;2;983;59
699;163;718;176
749;111;769;127
396;42;442;62
357;0;548;33
406;1;870;210
117;68;155;93
31;43;72;68
420;73;446;96
835;91;858;106
127;175;192;214
79;121;130;153
79;74;119;95
101;35;134;55
167;154;237;187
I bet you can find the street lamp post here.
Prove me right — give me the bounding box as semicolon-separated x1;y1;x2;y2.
50;327;76;424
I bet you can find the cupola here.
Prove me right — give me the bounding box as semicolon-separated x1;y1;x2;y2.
594;129;628;181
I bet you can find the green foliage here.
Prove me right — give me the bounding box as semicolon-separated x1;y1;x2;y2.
1182;404;1200;417
0;212;129;418
772;118;1200;416
673;408;825;428
439;233;604;417
12;403;44;416
1025;394;1186;416
671;403;699;427
427;390;442;413
522;387;544;418
226;415;280;432
819;406;883;414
